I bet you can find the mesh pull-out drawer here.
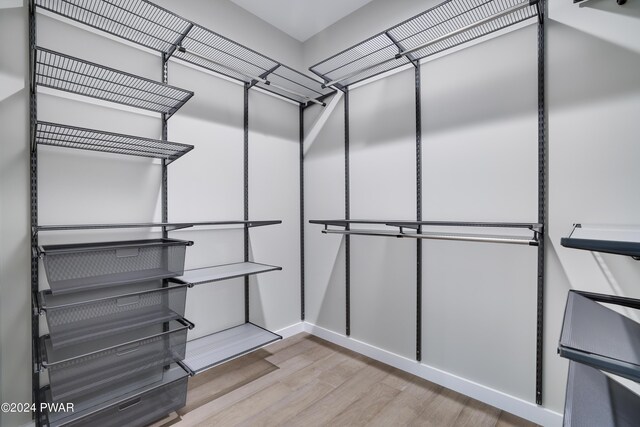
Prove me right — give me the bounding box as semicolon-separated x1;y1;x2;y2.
42;364;189;427
40;238;193;293
40;281;188;349
42;319;191;403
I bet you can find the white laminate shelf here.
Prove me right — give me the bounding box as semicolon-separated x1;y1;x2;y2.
183;323;281;374
175;262;282;286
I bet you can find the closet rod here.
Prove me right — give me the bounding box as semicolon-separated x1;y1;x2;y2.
177;46;326;106
322;0;537;89
322;229;538;246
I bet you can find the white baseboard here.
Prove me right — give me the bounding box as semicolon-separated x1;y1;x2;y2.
275;321;306;339
303;322;562;427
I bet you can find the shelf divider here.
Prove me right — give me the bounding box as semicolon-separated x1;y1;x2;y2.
564;361;640;427
559;291;640;382
183;323;281;374
175;262;282;286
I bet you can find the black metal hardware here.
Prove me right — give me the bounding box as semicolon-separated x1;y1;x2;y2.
35;0;333;106
415;63;422;362
300;104;306;321
310;0;540;88
535;0;546;406
344;88;351;337
244;83;250;324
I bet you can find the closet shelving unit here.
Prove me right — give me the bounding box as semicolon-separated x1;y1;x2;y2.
559;225;640;425
308;0;547;405
31;0;332;425
31;40;198;425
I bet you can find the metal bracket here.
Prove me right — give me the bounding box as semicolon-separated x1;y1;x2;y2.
177;359;196;377
386;31;418;68
249;64;280;88
303;92;333;109
166;224;193;232
536;2;543;25
166;23;194;60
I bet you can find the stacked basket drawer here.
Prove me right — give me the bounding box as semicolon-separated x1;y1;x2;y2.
37;238;194;426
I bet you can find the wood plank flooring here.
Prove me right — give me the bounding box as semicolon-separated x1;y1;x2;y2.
156;333;538;427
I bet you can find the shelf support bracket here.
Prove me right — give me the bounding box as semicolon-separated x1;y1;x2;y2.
386;31;418;68
249;64;280;88
166;23;194;60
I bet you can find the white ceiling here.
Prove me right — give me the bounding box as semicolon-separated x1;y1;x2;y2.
229;0;375;42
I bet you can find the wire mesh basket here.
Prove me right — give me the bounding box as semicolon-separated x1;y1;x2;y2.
41;364;189;427
40;238;193;294
42;319;191;402
40;280;188;349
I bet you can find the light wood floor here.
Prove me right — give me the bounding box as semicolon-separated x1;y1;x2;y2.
154;333;538;427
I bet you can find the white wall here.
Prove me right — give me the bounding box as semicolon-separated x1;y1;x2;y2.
0;3;30;427
2;0;640;426
302;0;640;421
0;1;303;426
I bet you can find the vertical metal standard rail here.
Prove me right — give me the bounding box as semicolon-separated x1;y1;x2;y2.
161;54;169;239
29;1;40;424
299;104;305;321
535;0;546;406
244;83;250;323
415;64;422;362
344;88;351;337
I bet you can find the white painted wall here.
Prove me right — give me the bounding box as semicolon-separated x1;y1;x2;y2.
303;0;640;421
0;3;31;427
2;0;640;426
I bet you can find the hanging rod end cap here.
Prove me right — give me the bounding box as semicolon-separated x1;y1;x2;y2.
321;84;327;89
177;45;186;53
394;53;402;60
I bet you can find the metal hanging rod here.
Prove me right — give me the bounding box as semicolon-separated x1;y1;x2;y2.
178;46;326;106
322;229;538;246
321;0;537;89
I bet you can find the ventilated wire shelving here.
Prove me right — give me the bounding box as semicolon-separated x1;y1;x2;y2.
35;0;334;106
35;0;192;54
173;24;333;105
36;121;193;162
35;47;194;116
310;0;540;88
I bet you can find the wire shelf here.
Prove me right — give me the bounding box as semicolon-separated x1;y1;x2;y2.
35;0;192;54
35;47;193;117
36;121;193;163
173;24;332;104
36;0;334;105
310;0;539;87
